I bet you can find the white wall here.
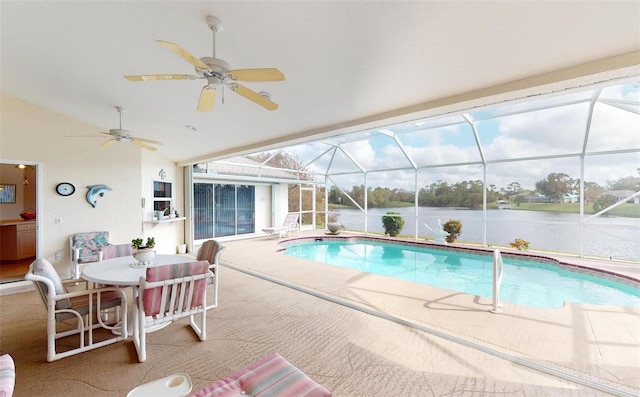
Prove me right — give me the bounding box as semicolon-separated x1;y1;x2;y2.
254;183;272;231
0;94;183;277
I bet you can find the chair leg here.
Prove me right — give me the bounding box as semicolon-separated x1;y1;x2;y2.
188;310;207;341
132;306;146;362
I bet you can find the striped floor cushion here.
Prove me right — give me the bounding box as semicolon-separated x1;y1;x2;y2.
0;354;15;397
190;353;331;397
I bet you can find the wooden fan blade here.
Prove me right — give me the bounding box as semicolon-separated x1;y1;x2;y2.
156;40;210;70
124;74;197;81
229;84;279;111
134;137;163;145
132;140;157;151
197;87;217;112
100;139;117;148
228;68;285;82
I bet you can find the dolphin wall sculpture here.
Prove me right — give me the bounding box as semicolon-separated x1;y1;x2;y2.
86;184;112;208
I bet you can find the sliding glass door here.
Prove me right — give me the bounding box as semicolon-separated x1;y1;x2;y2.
194;183;214;240
194;182;255;240
215;184;236;237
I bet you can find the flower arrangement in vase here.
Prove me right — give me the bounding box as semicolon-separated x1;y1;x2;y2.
131;237;156;267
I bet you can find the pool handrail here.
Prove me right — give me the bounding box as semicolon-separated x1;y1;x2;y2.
491;249;504;313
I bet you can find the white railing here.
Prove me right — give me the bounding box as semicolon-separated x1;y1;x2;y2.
491;249;503;313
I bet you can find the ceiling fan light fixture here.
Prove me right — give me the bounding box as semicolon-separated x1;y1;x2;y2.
206;75;222;86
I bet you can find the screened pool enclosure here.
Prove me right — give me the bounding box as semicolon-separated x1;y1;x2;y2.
192;78;640;261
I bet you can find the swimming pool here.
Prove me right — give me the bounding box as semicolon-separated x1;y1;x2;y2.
281;237;640;308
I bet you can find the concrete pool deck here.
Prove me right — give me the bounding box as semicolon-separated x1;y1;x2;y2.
219;231;640;395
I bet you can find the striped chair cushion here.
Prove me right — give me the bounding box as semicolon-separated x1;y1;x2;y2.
100;243;133;260
189;353;331;397
142;261;210;316
0;354;15;397
196;240;222;264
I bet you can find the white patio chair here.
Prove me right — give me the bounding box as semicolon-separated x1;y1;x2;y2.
133;260;213;362
69;231;110;279
261;213;300;238
196;240;225;310
24;258;128;362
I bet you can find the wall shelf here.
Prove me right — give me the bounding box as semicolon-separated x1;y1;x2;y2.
146;217;186;228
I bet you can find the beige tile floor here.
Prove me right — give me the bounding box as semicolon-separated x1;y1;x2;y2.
2;232;637;396
218;232;640;396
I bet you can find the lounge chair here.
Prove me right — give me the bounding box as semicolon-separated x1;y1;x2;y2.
190;353;331;396
261;213;300;238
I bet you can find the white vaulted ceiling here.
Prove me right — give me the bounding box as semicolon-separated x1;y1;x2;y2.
1;1;639;164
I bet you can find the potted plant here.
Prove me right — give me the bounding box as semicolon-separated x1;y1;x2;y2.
381;211;405;237
131;237;156;266
442;219;462;243
510;237;530;251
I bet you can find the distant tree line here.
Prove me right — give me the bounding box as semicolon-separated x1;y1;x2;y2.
534;173;639;202
248;151;638;210
328;174;639;209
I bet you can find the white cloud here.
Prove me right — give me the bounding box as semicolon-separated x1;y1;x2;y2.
277;82;640;193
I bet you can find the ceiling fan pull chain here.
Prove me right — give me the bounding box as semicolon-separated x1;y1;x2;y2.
222;85;225;104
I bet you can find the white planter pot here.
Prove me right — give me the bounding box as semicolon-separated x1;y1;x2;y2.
133;248;156;267
327;223;341;234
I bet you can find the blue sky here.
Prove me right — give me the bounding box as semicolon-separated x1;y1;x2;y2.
270;81;640;192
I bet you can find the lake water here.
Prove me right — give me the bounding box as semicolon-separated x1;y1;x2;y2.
333;207;640;261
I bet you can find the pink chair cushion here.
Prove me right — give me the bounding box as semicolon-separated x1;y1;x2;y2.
100;244;133;260
189;353;331;397
142;261;210;316
0;354;15;397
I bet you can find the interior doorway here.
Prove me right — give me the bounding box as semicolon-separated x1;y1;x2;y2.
0;162;38;284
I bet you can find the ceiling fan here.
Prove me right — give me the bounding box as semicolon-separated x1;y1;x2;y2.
124;15;285;112
67;106;162;151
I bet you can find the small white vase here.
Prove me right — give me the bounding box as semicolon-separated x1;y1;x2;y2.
133;248;156;267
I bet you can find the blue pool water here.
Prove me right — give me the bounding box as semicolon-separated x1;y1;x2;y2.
282;238;640;308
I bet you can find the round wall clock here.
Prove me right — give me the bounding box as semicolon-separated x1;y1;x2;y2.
56;182;75;196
